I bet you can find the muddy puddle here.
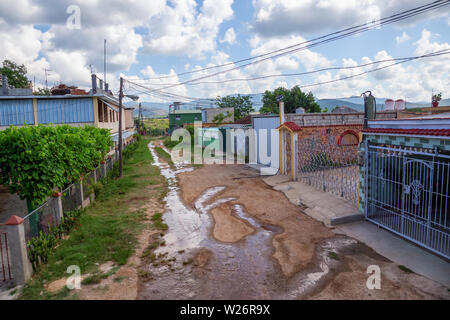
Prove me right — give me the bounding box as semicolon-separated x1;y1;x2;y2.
138;143;360;300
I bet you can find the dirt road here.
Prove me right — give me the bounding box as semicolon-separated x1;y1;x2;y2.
137;143;449;300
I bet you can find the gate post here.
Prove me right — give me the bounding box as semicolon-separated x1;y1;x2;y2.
364;139;369;219
5;216;33;284
292;132;298;181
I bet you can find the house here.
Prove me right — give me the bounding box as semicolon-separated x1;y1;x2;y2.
360;113;450;259
169;109;202;133
0;74;135;145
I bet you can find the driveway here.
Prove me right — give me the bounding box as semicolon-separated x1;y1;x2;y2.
137;143;449;300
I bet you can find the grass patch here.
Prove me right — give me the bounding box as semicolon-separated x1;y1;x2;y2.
398;265;414;274
19;137;167;300
328;251;339;260
151;212;168;231
155;146;174;168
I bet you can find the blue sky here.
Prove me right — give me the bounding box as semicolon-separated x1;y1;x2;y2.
0;0;449;103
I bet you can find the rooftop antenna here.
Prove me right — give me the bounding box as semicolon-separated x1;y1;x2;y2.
44;68;52;90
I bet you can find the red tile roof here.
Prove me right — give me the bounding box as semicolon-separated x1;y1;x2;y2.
363;128;450;137
277;121;302;132
233;114;252;124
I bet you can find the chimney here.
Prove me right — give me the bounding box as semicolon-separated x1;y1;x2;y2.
2;75;8;95
99;79;103;91
91;74;97;94
105;83;109;93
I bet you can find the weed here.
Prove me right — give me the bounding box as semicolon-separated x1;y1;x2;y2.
328;252;339;260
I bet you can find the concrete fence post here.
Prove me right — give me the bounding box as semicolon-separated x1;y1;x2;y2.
5;216;33;284
102;163;107;178
52;192;63;225
79;179;85;208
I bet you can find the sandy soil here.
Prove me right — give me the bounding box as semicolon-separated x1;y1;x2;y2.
178;164;333;277
174;164;449;300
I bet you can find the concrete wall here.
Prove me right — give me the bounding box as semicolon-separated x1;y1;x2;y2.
285;111;397;127
124;109;134;129
204;107;234;123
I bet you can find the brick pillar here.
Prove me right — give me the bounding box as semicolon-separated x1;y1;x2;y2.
5;216;33;284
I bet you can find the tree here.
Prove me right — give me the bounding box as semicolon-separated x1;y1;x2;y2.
34;87;51;96
260;86;321;114
0;59;31;88
215;94;254;120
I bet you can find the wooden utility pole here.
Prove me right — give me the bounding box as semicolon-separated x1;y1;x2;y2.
118;77;124;177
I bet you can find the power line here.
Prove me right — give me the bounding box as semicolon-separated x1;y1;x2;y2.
125;49;449;96
135;50;450;86
129;0;449;82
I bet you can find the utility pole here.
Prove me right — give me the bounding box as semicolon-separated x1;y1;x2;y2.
118;77;124;177
138;102;142;134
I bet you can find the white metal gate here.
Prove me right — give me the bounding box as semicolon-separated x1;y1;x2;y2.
364;141;449;258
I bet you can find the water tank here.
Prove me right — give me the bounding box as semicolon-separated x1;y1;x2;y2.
384;99;395;110
394;99;405;110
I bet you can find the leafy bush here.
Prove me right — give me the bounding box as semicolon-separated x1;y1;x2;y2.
0;125;113;207
27;209;83;271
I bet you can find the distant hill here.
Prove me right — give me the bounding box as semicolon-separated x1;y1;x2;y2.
126;102;169;118
126;94;444;117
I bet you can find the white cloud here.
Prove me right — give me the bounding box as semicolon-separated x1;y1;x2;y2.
142;0;234;58
251;0;448;37
396;31;410;44
220;27;236;45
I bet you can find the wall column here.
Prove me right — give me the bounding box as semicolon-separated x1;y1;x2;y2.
93;97;99;127
32;98;38;126
291;132;298;181
5;216;33;284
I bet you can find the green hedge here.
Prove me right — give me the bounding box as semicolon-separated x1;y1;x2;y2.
0;125;113;207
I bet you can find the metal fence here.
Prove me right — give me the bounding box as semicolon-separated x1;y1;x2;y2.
297;129;360;205
82;171;96;201
22;197;59;243
365;142;450;259
0;231;12;282
22;154;118;244
62;182;83;213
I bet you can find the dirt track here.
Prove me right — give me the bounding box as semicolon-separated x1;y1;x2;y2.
137;145;449;300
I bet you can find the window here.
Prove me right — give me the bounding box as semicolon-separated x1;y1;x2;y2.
104;105;108;122
98;101;104;122
175;116;181;120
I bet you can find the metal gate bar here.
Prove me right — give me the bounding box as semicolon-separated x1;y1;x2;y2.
298;129;360;205
365;141;449;258
0;232;12;281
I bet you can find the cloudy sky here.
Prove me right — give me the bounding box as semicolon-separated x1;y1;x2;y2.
0;0;449;103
